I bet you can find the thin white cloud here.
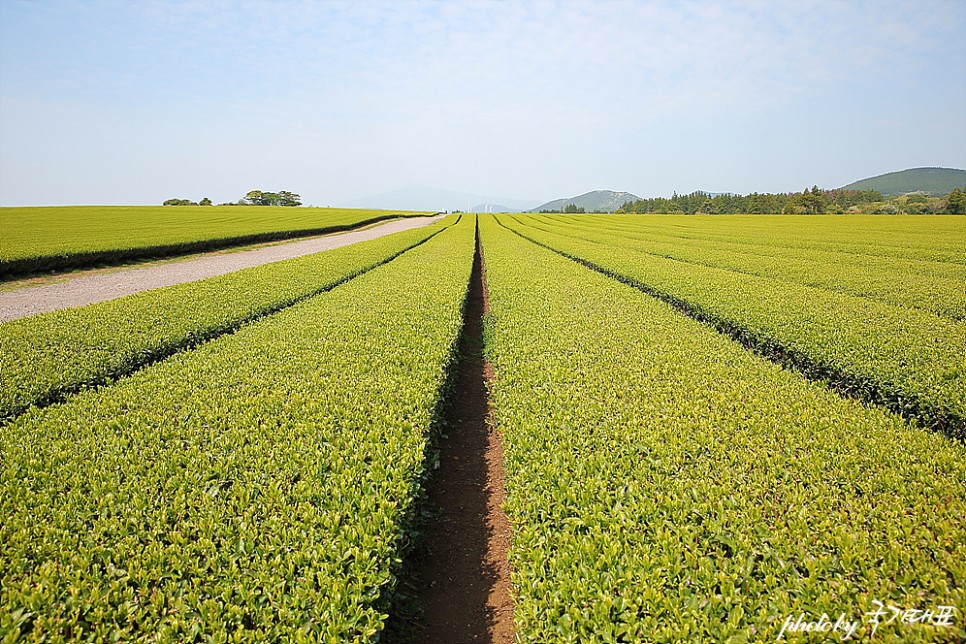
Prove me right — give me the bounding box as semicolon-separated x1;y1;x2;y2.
1;0;963;204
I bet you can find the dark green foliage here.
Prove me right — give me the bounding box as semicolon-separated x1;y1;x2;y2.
945;188;966;214
163;198;213;206
616;188;884;214
244;190;302;206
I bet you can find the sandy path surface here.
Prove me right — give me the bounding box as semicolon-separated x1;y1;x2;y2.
0;215;443;323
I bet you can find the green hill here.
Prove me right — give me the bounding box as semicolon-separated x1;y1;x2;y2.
841;167;966;197
531;190;642;213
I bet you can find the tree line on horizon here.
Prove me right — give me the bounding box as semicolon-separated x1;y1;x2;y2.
611;187;966;215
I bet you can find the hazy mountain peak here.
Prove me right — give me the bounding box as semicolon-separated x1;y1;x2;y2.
531;190;642;213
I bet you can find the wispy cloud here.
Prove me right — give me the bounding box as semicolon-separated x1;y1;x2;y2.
1;0;964;204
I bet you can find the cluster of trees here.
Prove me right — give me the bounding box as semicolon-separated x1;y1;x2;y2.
163;197;212;206
244;190;301;207
615;187;966;215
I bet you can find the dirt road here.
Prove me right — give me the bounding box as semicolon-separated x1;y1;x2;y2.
0;215;443;323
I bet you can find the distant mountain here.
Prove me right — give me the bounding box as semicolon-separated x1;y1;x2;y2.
339;185;541;213
471;204;520;213
531;190;642;213
840;167;966;197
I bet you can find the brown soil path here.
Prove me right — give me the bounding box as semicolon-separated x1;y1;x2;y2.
384;225;513;643
0;215;443;323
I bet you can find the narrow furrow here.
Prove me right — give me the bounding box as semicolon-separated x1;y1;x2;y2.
384;219;514;643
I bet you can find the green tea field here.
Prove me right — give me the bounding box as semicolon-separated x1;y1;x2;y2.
0;206;428;278
1;213;963;642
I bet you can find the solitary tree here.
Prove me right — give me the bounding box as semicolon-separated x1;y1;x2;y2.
277;191;302;207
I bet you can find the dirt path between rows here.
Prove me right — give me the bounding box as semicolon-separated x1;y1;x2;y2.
0;215;443;323
384;226;514;643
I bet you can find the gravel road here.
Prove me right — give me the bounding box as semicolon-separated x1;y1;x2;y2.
0;215;444;323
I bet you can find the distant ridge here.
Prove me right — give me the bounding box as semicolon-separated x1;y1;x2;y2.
841;167;966;197
531;190;642;213
470;204;518;213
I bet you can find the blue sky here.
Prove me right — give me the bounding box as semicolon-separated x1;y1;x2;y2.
1;0;964;206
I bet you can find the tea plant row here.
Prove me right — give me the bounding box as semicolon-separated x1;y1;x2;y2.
0;217;455;421
3;212;962;641
501;216;966;437
526;214;966;320
0;206;427;277
480;216;966;642
0;217;475;641
556;213;966;263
